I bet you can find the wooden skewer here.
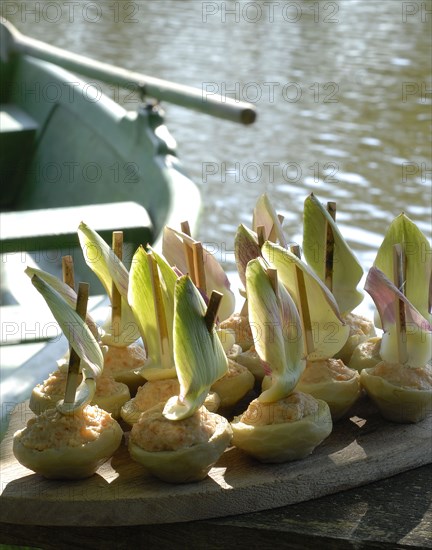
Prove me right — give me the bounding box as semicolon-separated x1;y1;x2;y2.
147;252;171;370
192;241;207;294
295;265;314;356
64;282;90;404
325;201;336;292
62;255;75;290
204;291;223;333
257;225;266;248
290;244;301;259
111;231;123;339
429;271;432;316
393;244;408;364
268;214;285;243
181;220;196;281
62;255;99;341
268;268;279;297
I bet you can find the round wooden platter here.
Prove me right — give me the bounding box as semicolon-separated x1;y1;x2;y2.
1;397;431;527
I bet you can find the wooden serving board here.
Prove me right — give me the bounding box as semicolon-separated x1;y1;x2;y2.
1;398;431;527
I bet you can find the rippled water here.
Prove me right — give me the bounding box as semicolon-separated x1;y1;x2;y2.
4;0;431;277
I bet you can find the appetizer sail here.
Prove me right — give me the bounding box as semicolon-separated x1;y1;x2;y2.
303;193;375;364
78;223;146;393
162;225;235;321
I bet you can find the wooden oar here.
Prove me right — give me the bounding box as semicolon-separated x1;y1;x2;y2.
1;19;256;125
63;282;89;404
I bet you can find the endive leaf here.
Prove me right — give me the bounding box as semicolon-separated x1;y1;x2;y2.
234;224;262;288
163;275;228;420
78;222;128;298
365;267;432;367
129;246;159;362
162;226;235;321
303;193;363;314
262;241;349;360
77;222;140;345
252;193;288;247
24;266;99;338
30;275;103;411
373;213;431;321
246;258;304;403
128;247;176;380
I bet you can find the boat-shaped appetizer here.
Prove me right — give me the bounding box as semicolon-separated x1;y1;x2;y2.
161;224;255;409
13;277;123;479
360;261;432;423
25;255;131;419
231;259;332;463
261;240;360;420
128;276;232;482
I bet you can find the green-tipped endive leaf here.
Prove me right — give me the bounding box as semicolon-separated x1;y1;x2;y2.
30;275;103;412
77;222;140;345
163;275;228;420
373;213;431;321
252;193;288;247
262;241;349;360
162;226;235;321
25;266;99;339
234;224;262;288
246;258;304;403
128;247;176;380
365;267;432;367
303;193;363;314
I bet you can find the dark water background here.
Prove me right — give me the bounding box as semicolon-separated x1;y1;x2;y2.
3;0;431;276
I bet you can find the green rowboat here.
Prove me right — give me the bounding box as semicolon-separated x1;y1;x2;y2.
0;18;255;303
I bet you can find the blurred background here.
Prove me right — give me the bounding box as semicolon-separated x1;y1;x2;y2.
3;0;431;276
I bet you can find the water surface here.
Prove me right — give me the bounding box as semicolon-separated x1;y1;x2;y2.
4;0;431;276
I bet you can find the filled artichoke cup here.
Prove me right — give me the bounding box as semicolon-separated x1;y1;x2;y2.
127;275;233;483
231;393;332;463
361;362;432;423
13;395;123;480
294;358;361;421
128;403;232;483
360;265;432;423
231;258;333;464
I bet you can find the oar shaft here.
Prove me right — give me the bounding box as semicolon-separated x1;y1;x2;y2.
5;20;256;125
